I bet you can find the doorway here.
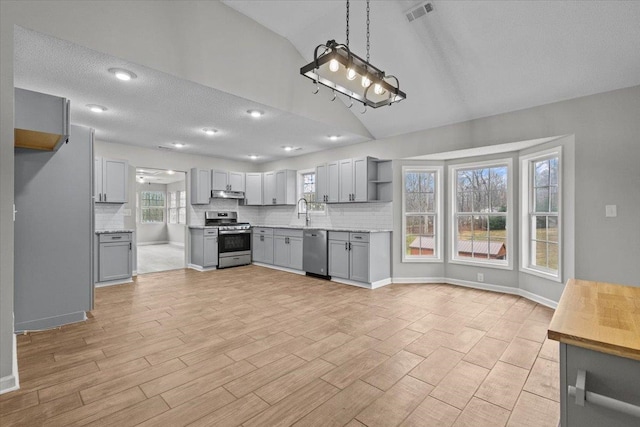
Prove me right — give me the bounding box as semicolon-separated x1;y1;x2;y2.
135;168;187;274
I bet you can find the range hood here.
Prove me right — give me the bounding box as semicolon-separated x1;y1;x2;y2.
211;190;245;199
15;88;70;151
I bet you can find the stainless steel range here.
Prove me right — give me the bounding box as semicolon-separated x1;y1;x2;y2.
205;211;252;268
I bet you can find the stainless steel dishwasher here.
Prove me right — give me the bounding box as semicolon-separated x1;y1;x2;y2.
303;229;329;278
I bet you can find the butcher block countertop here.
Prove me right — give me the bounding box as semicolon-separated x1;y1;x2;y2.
548;278;640;361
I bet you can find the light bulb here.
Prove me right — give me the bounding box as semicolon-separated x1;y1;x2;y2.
115;72;131;81
346;68;357;80
329;59;339;72
374;83;386;95
167;170;175;175
361;75;372;88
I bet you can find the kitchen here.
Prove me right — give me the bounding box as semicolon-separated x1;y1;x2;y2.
2;1;640;426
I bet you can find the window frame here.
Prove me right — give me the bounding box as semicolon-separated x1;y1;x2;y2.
401;165;444;263
168;190;186;225
449;158;514;270
138;190;166;224
520;147;562;282
297;169;326;215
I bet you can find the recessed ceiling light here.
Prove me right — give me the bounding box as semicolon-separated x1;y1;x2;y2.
87;104;107;113
108;68;137;81
173;143;185;148
167;170;175;175
248;154;259;160
203;128;217;136
329;135;340;141
282;146;294;152
247;109;263;118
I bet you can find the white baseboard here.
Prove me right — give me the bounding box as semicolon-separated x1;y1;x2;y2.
330;277;373;289
391;276;558;308
137;241;169;246
0;333;19;395
371;278;393;289
187;264;217;272
252;263;305;276
169;242;185;248
95;278;134;288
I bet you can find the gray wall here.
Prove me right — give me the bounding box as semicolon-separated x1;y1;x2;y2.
167;179;186;246
136;182;168;244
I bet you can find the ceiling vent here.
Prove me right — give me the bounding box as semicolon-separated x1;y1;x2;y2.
157;145;174;151
405;2;433;22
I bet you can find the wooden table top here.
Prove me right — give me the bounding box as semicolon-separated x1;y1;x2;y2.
548;279;640;361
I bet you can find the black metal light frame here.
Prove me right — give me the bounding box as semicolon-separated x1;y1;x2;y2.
300;39;406;109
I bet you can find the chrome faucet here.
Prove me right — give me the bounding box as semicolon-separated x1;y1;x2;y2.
297;198;310;226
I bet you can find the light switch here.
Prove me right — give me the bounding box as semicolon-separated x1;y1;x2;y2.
605;205;617;217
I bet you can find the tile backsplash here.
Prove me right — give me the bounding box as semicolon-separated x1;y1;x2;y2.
97;199;392;231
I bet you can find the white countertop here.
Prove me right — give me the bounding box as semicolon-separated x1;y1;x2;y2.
95;229;134;234
251;225;392;233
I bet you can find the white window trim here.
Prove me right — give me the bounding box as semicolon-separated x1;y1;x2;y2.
520;147;563;282
139;190;166;224
401;165;444;263
448;158;514;270
297;168;326;216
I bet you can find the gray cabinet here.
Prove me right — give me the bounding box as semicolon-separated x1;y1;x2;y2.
273;229;303;270
190;228;218;268
317;157;392;204
212;170;245;192
316;161;339;203
252;227;274;264
98;233;132;282
263;170;296;205
328;231;390;285
14;87;69;151
244;173;263;205
190;168;211;205
95;157;128;203
339;159;354;202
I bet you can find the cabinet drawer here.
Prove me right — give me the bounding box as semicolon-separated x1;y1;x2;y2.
99;233;131;243
328;231;349;242
274;228;304;238
204;228;218;236
349;232;370;243
253;227;274;236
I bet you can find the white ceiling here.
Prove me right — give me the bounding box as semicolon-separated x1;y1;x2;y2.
136;168;186;185
13;2;640;163
224;0;640;139
13;26;369;163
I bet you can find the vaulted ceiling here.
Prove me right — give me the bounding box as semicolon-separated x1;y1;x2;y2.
224;0;640;139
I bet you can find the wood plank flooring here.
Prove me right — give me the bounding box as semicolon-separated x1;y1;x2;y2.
1;266;560;426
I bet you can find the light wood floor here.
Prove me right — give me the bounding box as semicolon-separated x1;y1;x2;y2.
0;266;560;426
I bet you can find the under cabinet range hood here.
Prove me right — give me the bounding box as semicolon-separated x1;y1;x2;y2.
14;88;70;151
211;190;245;199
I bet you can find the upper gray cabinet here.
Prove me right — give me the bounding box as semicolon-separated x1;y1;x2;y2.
95;157;128;203
14;88;70;151
317;157;392;203
190;168;211;205
212;170;245;192
263;170;296;205
244;172;263;206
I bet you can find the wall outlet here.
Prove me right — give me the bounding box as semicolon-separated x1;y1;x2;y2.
605;205;617;217
477;273;484;282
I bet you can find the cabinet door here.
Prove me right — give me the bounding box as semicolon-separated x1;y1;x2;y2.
245;173;263;205
353;157;368;202
99;241;131;281
102;158;127;203
289;237;303;270
228;172;245;192
252;234;264;263
203;236;218;267
273;235;288;267
264;172;276;205
339;159;353;203
263;235;274;264
329;239;350;279
198;169;211;203
349;241;370;282
327;161;340;203
94;157;103;202
212;170;228;191
275;170;286;205
316;164;327;202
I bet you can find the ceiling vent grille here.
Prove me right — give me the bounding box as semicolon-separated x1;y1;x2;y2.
405;2;433;22
157;145;174;151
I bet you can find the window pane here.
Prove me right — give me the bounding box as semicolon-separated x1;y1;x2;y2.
534;160;550;187
490;190;507;212
549;157;559;186
179;191;186;207
535;188;549;212
473;191;489;212
457;191;473;212
548;216;558;243
549;186;558;212
405;193;420;212
533;215;547;241
534;241;548;268
179;208;186;224
548;243;559;270
169;209;177;224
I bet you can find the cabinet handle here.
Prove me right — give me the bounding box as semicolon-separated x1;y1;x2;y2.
104;193;107;202
354;236;362;239
345;242;348;251
111;236;122;239
349;242;352;250
260;235;264;242
129;242;132;250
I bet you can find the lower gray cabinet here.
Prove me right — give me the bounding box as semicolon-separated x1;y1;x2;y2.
190;228;218;268
98;232;132;282
252;227;274;264
328;231;390;285
274;229;303;270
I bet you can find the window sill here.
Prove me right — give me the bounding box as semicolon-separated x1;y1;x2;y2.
520;267;562;283
402;257;443;264
449;258;513;271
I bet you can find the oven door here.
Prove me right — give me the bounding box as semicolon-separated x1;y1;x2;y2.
218;229;252;257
